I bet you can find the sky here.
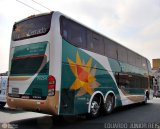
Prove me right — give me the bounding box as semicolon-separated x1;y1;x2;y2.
0;0;160;73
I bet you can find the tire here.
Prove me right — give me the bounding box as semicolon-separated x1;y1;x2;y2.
0;102;6;108
104;95;114;114
88;97;101;118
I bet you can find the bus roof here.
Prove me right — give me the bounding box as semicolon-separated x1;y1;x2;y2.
14;11;53;24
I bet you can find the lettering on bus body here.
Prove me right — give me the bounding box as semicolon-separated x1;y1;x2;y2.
27;27;47;36
14;26;47;40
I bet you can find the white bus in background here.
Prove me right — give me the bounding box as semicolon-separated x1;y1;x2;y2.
0;72;8;108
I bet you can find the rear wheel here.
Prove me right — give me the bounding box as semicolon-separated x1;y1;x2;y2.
0;102;6;108
104;95;114;114
88;97;101;118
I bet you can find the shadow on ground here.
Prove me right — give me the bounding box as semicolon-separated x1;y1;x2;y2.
9;103;152;129
0;107;25;114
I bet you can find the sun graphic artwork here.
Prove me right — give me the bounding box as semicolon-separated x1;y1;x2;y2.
68;52;100;97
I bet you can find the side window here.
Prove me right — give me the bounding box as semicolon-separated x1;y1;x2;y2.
129;75;141;88
128;50;136;66
118;73;130;88
61;17;69;40
118;45;127;62
61;17;86;48
129;75;136;88
136;55;142;67
87;31;104;55
104;38;117;59
142;77;149;88
142;58;147;70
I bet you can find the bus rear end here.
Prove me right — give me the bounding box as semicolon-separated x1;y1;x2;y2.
7;12;59;115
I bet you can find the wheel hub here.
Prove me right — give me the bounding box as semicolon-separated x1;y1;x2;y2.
91;101;100;115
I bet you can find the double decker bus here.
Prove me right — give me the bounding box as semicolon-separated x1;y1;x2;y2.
7;11;153;118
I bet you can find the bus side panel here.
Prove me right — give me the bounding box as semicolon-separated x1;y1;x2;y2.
59;39;122;115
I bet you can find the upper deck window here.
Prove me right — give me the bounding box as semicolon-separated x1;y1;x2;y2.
12;13;52;41
61;16;87;48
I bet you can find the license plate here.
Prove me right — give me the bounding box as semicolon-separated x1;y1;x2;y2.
12;88;19;94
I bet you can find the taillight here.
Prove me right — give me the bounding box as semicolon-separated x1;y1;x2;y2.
48;75;56;96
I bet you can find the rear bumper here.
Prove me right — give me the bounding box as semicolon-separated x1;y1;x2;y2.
7;91;59;115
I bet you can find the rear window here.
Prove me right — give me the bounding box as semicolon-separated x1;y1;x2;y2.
10;55;48;75
12;13;52;41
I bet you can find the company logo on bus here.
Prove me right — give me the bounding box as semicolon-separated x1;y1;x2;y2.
68;52;100;97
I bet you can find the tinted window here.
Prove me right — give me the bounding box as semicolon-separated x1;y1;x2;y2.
136;55;142;67
118;73;149;88
104;38;117;59
118;73;129;88
118;45;127;62
142;58;147;70
12;13;52;41
11;55;48;75
132;76;148;88
128;50;136;66
87;31;104;55
61;17;86;48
